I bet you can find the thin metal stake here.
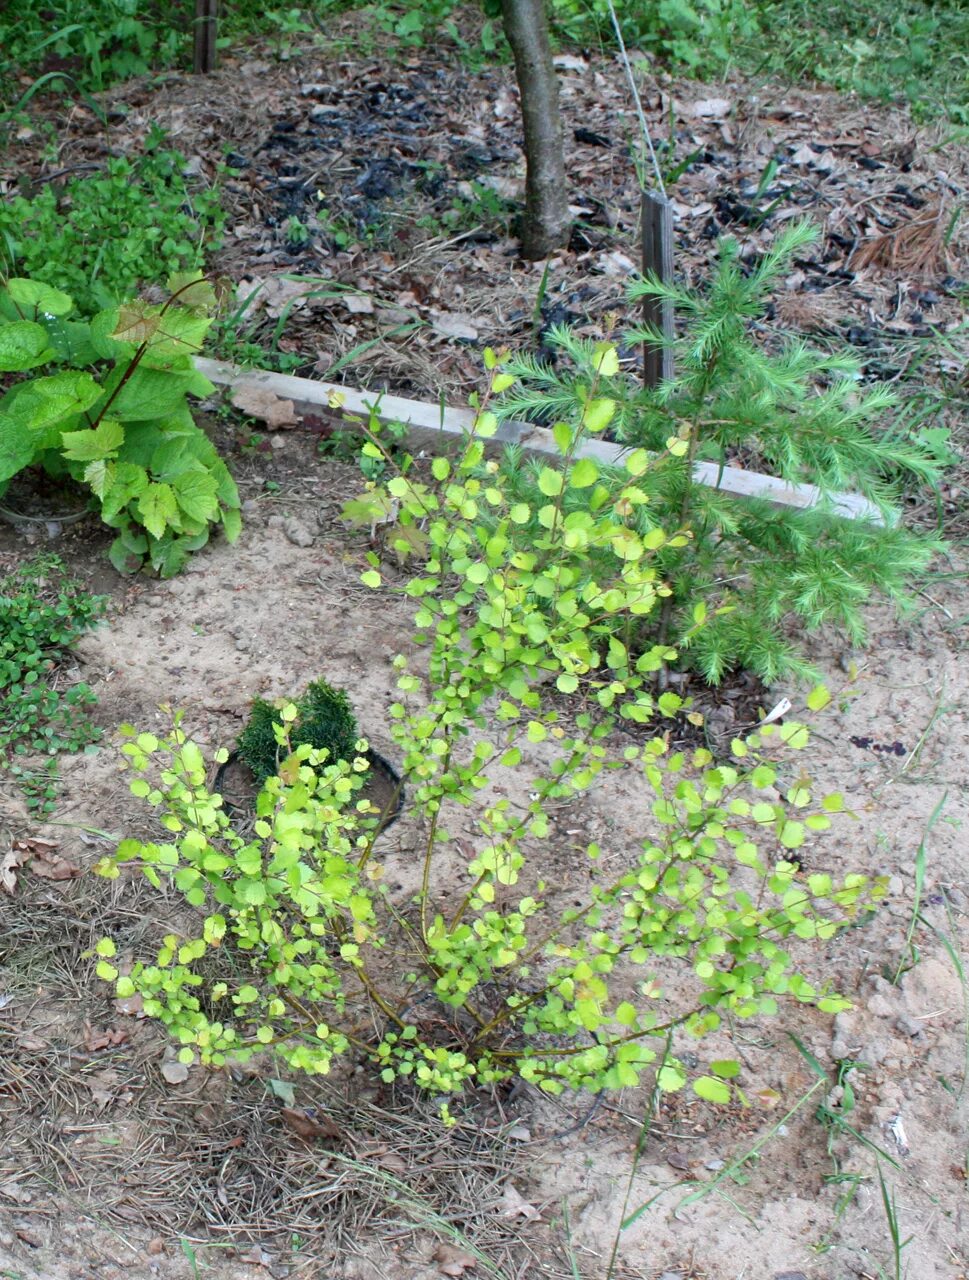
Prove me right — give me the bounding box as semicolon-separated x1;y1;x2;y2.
641;189;674;387
194;0;219;75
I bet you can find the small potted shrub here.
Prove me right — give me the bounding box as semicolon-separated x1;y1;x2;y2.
224;678;403;828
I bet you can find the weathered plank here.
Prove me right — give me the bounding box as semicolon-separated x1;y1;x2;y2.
194;357;885;524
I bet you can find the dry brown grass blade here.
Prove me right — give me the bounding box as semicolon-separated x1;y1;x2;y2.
850;201;952;276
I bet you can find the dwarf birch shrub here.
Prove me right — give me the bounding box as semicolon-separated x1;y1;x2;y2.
97;353;884;1102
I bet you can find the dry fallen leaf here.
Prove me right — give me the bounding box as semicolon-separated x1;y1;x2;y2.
30;852;81;880
498;1183;540;1221
375;1151;406;1174
691;97;732;118
15;1033;48;1052
237;275;310;320
341;293;374;314
433;1242;478;1275
85;1083;116;1112
114;991;144;1017
230;383;300;429
753;1086;782;1109
238;1245;274;1268
0;846;28;894
430;311;478;341
11;839;80;882
82;1025;128;1053
279;1106;341;1142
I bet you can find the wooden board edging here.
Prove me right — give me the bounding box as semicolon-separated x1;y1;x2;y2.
194;357;886;525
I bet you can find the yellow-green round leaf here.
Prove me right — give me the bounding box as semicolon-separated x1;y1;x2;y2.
592;343;619;376
710;1059;741;1079
806;684;831;712
537;467;564;497
582;398;616;433
569;458;598;488
693;1075;730;1103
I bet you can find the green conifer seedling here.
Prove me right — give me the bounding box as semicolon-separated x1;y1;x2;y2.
237;679;359;782
493;221;944;684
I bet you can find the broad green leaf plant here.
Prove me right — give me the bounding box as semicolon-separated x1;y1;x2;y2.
97;351;884;1106
0;274;240;576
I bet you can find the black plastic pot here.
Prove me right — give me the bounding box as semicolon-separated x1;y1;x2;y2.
213;745;405;833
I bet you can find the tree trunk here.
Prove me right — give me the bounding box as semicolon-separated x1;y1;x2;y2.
500;0;570;260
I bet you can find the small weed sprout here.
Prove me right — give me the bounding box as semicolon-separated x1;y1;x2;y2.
0;555;104;813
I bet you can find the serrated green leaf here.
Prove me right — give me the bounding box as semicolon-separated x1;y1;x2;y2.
172;469;220;523
806;684;831;712
103;366;197;421
109;533;145;575
219;505;241;542
101;461;149;523
569;457;598;488
137;483;179;540
166;270;217;309
591;342;619;376
710;1059;740;1078
537;467;563;497
0;415;35;484
656;1064;686;1091
582;398;615;432
60;418;124;462
6;278;73;316
83;458;111;499
0;320;54;371
2;370;101;437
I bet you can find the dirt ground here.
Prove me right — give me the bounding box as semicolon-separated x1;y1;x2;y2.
1;23;968;1280
1;415;967;1280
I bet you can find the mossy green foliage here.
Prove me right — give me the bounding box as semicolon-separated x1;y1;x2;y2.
492;221;944;685
237;679;359;782
0;554;104;812
2;0;963;123
0;129;224;315
0;273;240;577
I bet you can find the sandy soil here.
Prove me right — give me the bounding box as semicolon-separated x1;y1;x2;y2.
1;418;966;1280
